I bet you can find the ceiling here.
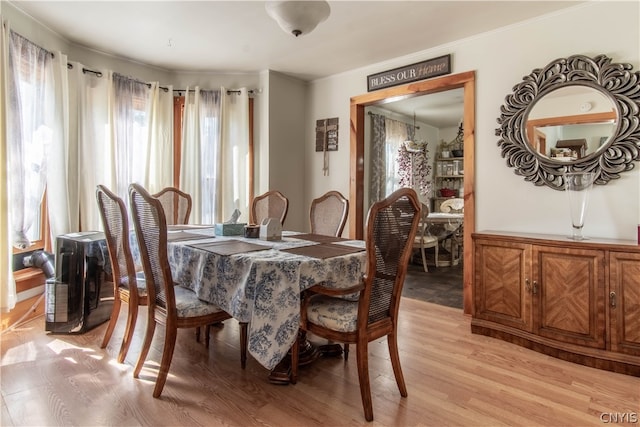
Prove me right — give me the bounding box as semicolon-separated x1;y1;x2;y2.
7;0;581;127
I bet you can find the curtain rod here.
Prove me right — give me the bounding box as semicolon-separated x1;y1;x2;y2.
173;89;258;96
367;111;420;129
64;62;171;92
31;35;247;96
16;30;174;92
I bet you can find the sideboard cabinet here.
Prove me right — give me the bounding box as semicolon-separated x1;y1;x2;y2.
472;231;640;376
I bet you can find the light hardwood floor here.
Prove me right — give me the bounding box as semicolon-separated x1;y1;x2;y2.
1;298;638;426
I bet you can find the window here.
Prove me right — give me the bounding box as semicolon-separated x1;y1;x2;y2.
7;31;54;252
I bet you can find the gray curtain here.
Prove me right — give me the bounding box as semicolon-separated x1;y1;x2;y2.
369;113;386;204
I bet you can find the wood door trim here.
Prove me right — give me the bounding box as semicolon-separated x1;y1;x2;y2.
349;71;476;314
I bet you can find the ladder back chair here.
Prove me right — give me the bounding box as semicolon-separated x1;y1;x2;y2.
152;186;192;225
129;183;247;398
96;185;148;363
251;190;289;226
413;202;439;272
291;187;421;422
310;190;349;237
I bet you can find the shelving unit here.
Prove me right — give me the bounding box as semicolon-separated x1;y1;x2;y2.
432;156;464;212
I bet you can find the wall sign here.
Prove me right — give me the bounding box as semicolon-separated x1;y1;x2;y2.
315;118;339;152
367;54;451;92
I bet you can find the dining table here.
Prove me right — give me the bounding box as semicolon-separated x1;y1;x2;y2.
163;226;368;373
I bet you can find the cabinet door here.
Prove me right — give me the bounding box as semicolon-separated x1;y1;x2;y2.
474;239;532;332
533;245;605;349
609;251;640;356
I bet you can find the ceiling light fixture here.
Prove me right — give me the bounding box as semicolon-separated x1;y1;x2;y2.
265;1;331;37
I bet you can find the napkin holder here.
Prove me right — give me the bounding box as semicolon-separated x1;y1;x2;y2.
259;218;282;241
215;223;247;236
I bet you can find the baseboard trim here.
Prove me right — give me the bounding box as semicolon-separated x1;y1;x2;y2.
1;293;45;332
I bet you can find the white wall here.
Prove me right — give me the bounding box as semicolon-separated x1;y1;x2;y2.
264;71;307;232
306;1;640;240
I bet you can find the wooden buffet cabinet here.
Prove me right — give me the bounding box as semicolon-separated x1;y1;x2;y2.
472;231;640;376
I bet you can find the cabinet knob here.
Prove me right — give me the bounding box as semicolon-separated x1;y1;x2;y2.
532;281;538;295
610;291;616;308
525;278;531;293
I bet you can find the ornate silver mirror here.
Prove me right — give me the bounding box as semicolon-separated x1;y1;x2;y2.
496;54;640;190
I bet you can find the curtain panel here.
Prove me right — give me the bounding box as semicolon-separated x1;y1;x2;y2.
6;30;53;250
368;113;386;206
1;19;16;312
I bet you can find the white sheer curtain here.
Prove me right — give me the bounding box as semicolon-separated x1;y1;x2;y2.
384;117;409;196
1;19;16;312
71;64;112;231
180;87;222;224
221;88;249;223
46;52;76;241
6;30;54;250
145;83;174;193
112;73;151;204
180;87;203;224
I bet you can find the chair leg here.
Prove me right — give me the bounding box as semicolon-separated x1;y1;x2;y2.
387;331;407;397
239;322;248;369
117;303;138;363
101;297;121;349
420;245;429;272
205;325;211;348
195;327;201;343
356;339;374;422
434;240;440;267
133;315;156;379
344;343;350;361
289;331;300;384
153;325;177;398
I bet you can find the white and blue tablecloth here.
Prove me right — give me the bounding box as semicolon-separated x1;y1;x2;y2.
166;229;366;370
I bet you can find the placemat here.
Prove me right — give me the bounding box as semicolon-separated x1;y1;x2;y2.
167;225;215;231
289;233;349;243
279;243;365;259
188;240;269;256
167;231;214;242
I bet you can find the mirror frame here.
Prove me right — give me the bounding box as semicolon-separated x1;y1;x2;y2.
496;54;640;190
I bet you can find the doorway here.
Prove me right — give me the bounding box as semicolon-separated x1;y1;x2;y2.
349;71;475;314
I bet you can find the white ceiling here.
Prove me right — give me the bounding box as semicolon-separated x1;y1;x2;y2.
7;0;582;127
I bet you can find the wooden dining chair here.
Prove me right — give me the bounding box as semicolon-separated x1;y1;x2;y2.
96;185;148;364
152;186;192;225
310;190;349;237
413;202;439;272
251;190;288;226
290;187;421;422
129;183;247;398
153;186;212;341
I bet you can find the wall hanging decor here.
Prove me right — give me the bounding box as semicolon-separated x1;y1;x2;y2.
316;117;339;176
